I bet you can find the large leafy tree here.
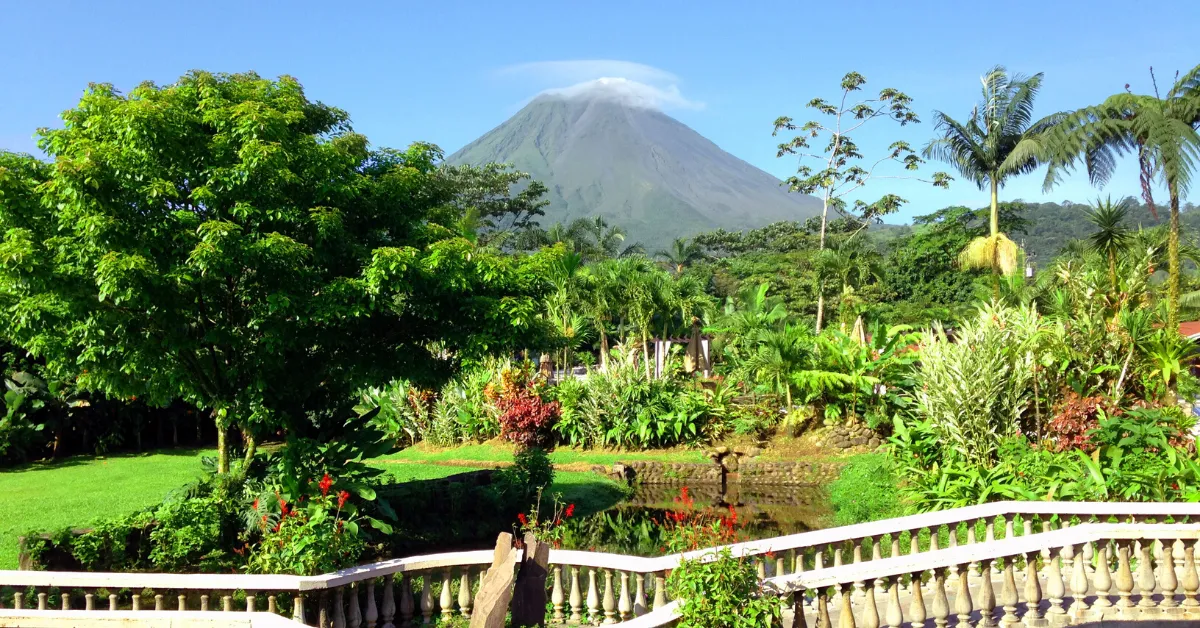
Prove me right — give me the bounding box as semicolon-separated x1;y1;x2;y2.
1045;64;1200;328
0;72;558;473
774;71;950;331
922;67;1065;289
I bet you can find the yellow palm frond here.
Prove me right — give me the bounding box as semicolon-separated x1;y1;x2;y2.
960;233;1021;275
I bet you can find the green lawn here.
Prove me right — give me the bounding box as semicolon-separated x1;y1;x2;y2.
377;442;708;466
0;449;212;570
2;446;635;570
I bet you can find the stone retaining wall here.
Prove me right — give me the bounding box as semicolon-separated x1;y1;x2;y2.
591;459;845;486
813;419;883;450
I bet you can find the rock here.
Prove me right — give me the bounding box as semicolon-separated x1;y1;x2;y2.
746;446;761;458
715;445;729;455
470;533;518;628
722;456;740;472
852;436;868;446
511;532;550;627
868;437;881;448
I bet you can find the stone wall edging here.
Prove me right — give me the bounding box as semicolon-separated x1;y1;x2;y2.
591;459;846;486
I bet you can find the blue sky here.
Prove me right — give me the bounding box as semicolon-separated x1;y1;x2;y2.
2;0;1198;223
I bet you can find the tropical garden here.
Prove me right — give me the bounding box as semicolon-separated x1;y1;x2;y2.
0;62;1198;623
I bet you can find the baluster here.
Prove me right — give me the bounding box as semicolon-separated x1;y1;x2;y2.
817;589;831;628
862;577;879;628
891;533;901;562
1000;558;1018;626
293;595;305;625
38;592;47;611
440;570;453;620
653;572;667;611
1082;537;1095;576
179;595;187;612
552;566;565;623
815;547;825;570
793;548;802;574
1070;544;1090;617
778;553;788;578
1137;540;1156;608
384;575;400;628
1094;542;1113;608
398;574;412;628
954;564;973;628
833;543;844;567
910;530;921;556
985;518;996;543
61;592;70;611
932;567;949;628
334;587;347;628
85;592;95;611
634;573;647;617
910;571;927;628
110;593;119;611
930;526;940;552
793;590;808;628
1004;515;1014;540
420;574;434;624
349;584;364;628
1115;540;1135;609
10;592;21;610
618;572;632;621
872;537;884;591
1023;518;1032;538
602;570;617;624
885;576;903;628
367;581;379;628
1041;520;1052;561
967;520;979;575
245;593;255;613
155;594;164;611
224;594;234;613
840;589;856;628
1046;547;1066;616
1162;539;1181;611
269;596;278;614
758;558;767;580
949;523;959;549
1023;551;1042;624
1183;539;1200;608
570;566;583;623
459;569;472;619
319;591;330;628
201;595;210;612
976;560;995;628
587;568;600;624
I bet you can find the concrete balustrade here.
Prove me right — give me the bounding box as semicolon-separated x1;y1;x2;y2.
4;502;1200;627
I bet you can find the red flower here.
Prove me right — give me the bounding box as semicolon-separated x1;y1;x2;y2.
318;473;334;497
337;490;350;509
565;504;576;518
252;499;259;511
517;512;528;526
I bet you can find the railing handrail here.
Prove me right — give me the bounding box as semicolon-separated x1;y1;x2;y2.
6;501;1200;592
763;522;1200;594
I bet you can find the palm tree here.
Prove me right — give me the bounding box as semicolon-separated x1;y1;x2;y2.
656;237;706;274
1044;64;1200;328
1082;196;1132;289
922;67;1066;293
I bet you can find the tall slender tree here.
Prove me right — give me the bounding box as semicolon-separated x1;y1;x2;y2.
1045;64;1200;328
922;67;1066;295
775;71;950;332
1082;196;1132;290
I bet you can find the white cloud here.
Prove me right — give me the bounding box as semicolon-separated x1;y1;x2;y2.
496;60;704;111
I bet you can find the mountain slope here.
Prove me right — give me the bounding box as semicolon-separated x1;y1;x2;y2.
447;84;821;247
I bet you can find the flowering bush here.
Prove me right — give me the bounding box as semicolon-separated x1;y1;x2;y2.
246;474;367;576
514;489;576;548
660;487;781;628
497;385;560;449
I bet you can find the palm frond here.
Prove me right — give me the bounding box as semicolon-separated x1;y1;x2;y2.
960;233;1020;275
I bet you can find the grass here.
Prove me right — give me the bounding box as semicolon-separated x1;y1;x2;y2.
0;449;212;570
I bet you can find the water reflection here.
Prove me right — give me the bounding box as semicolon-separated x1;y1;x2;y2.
558;483;832;556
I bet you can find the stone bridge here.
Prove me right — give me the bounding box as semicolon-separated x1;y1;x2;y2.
4;502;1200;627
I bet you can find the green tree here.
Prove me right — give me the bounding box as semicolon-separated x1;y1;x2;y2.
656;237;706;275
774;71;950;331
1082;196;1133;289
1045;64;1200;328
0;72;558;473
922;66;1065;292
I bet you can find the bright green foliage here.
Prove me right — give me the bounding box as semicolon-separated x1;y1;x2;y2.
656;237;706;274
912;305;1039;465
1045;63;1200;328
668;546;782;628
1083;196;1133;287
0;72;558;472
828;454;904;525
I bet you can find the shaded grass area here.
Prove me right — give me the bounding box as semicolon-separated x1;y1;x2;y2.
0;449;212;570
377;442;707;467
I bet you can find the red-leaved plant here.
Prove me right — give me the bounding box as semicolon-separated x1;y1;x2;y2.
1047;392;1120;452
492;366;560;448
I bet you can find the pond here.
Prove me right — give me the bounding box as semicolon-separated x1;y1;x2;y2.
555;483;832;556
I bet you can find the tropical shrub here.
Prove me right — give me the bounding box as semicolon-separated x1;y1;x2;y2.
246;477;366;576
911;305;1039;465
1046;392;1118;452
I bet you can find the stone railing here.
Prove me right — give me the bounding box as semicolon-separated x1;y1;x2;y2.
4;502;1200;627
